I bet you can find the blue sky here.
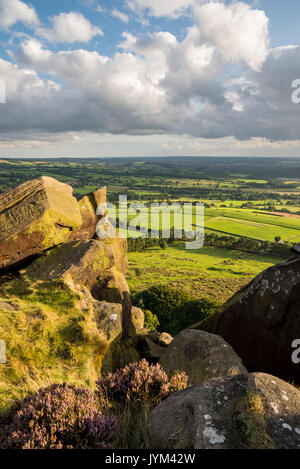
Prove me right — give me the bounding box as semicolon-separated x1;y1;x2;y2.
0;0;299;157
259;0;300;47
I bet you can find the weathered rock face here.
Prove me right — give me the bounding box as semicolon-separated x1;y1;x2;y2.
23;230;138;366
131;307;145;332
147;373;300;449
160;329;247;385
69;187;106;241
24;237;131;311
25;239;114;291
0;177;82;270
249;373;300;449
0;176;149;409
93;301;144;344
94;266;130;304
0;178;110;271
197;256;300;384
148;374;247;449
78;286;144;344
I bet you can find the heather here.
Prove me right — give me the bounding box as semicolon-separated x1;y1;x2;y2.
97;359;188;449
96;359;188;404
0;383;117;449
0;361;188;449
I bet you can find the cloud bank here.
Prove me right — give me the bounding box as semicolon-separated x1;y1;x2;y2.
0;0;299;153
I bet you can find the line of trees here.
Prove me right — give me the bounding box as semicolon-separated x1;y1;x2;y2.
203;233;291;257
127;229;292;258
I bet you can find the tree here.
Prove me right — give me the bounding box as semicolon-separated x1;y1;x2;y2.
144;310;160;331
159;239;168;250
133;285;218;334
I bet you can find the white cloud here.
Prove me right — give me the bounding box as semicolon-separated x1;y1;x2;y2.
0;0;38;29
112;8;129;23
126;0;196;18
1;2;299;149
194;1;269;71
36;12;103;43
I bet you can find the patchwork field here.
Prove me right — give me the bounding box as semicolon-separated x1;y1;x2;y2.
1;157;300;304
204;216;300;242
117;204;300;243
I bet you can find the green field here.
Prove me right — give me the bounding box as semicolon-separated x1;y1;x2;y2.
116;204;300;242
204;216;300;241
221;209;300;229
127;242;282;304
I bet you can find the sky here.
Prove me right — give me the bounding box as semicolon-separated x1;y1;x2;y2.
0;0;299;158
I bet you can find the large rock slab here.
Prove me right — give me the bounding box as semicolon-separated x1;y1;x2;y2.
94;266;130;304
148;375;248;449
25;239;114;291
160;329;247;385
103;237;128;275
197;255;300;384
94;303;144;343
24;238;130;305
147;373;300;449
0;177;82;270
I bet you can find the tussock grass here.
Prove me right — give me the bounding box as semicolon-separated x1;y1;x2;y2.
106;400;152;449
0;277;108;414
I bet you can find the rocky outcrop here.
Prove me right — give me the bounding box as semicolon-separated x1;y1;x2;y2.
0;178;108;271
147;373;300;449
24;237;130;305
159;329;247;385
0;177;82;270
69;187;106;241
25;239;113;290
0;176;149;410
0;176;130;304
131;307;145;332
78;289;144;344
23;234;136;345
197;255;300;384
95;266;130;304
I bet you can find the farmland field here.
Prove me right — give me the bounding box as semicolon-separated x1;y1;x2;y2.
204;216;300;241
1;156;300;304
117;204;300;242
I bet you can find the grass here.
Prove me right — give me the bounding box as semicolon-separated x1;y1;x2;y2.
205;217;300;241
233;392;275;449
222;209;300;230
110;401;151;449
127;242;282;303
73;185;100;195
0;278;108;414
